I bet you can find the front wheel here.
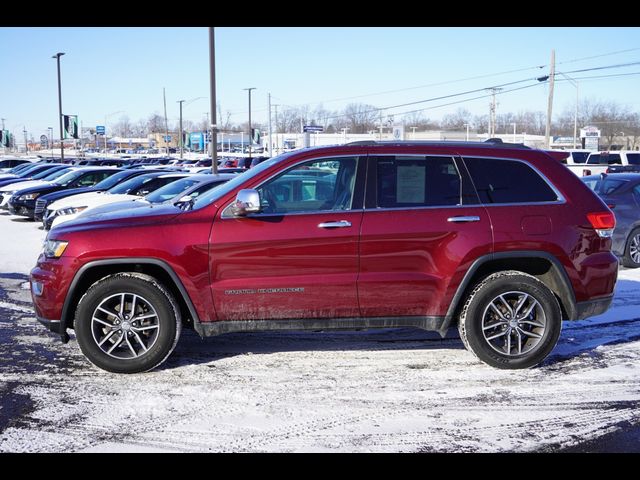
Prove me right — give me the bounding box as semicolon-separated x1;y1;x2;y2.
74;273;182;373
458;271;562;369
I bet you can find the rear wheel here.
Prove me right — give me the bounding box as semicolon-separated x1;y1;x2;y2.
621;228;640;268
74;273;182;373
458;271;562;369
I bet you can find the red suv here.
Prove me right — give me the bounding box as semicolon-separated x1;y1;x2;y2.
30;141;618;373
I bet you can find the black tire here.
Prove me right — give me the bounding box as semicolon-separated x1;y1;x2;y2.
74;273;182;374
621;228;640;268
458;271;562;369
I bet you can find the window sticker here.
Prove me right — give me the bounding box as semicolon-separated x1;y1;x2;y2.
396;165;426;203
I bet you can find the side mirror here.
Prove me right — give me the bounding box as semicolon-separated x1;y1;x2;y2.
230;189;261;216
174;194;194;211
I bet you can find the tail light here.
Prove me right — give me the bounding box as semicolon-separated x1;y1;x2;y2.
587;211;616;238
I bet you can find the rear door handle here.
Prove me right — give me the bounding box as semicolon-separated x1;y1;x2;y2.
318;220;352;228
447;216;481;223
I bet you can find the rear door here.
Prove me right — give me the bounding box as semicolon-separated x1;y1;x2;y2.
358;153;493;318
210;155;365;321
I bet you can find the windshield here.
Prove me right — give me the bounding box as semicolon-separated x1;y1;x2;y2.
53;170;87;186
582;177;627;195
145;178;201;203
191;152;295;210
92;170;134;189
108;173;162;194
38;168;72;181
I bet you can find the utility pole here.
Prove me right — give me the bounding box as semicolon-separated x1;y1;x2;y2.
163;87;169;156
243;87;256;159
52;52;65;161
23;126;28;155
268;93;273;157
209;27;218;174
545;49;556;149
177;100;185;159
273;104;279;156
487;88;502;138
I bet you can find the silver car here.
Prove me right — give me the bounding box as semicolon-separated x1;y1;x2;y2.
582;173;640;267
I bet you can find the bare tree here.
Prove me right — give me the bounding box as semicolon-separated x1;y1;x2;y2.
442;108;473;131
342;103;379;134
147;113;166;133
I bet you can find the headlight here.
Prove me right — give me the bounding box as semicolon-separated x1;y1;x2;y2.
57;206;88;216
18;193;40;201
42;239;69;259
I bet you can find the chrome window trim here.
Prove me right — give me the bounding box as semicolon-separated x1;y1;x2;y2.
221;154;361;219
460;154;566;206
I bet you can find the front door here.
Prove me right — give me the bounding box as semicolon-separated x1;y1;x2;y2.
210;156;365;321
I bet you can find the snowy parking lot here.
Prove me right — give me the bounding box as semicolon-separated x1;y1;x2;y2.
1;211;640;452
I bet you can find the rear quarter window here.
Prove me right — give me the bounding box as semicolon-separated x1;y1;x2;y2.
463;157;559;204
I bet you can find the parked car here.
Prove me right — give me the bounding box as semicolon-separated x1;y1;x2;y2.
0;164;70;190
73;173;237;220
582;172;640;268
0;166;76;209
0;162;66;183
8;167;119;219
0;158;32;171
576;150;640;176
44;172;191;229
31;140;618;373
33;168;168;223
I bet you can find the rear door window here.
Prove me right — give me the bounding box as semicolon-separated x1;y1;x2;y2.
463;157;559;204
372;156;461;208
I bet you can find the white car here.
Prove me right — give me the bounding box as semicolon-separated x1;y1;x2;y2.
45;172;190;229
0;167;75;208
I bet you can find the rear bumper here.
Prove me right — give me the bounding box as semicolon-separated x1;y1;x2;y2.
575;294;614;320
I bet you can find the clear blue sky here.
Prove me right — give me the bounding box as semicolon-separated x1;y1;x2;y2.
2;26;640;138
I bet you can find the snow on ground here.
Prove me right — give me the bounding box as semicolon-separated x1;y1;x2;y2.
0;209;640;452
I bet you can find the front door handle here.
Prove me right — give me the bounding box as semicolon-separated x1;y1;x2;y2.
447;216;481;223
318;220;352;228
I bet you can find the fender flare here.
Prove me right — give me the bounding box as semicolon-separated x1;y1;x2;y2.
439;250;577;335
60;257;201;331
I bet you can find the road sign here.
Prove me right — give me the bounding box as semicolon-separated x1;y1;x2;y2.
96;125;105;135
40;135;48;148
303;125;323;133
164;135;172;142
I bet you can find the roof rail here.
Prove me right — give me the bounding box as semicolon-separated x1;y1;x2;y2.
343;139;531;149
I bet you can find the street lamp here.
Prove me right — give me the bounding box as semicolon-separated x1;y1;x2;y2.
243;87;256;159
463;123;469;141
52;52;65;161
177;97;205;158
23;126;28;155
104;110;124;154
47;127;53;152
558;72;579;149
511;123;517;143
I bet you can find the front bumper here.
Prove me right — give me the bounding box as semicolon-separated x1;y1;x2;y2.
35;316;70;343
8;198;36;218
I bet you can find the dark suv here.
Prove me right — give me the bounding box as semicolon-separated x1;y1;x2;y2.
30;141;618;373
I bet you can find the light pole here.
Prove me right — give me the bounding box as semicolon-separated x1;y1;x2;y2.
104;110;124;154
47;127;53;152
52;52;65;161
463;123;469;141
410;126;417;139
512;123;516;143
23;126;28;155
177;100;185;158
243;87;256;159
558;72;579;149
